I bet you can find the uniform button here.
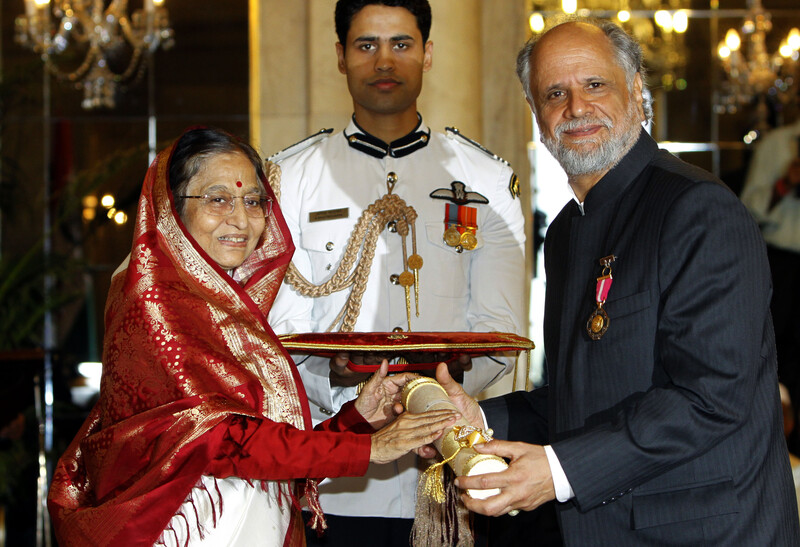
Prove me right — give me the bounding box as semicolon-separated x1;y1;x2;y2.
390;274;400;285
318;407;334;416
387;220;397;232
392;327;404;332
456;245;464;253
325;242;334;251
387;172;398;184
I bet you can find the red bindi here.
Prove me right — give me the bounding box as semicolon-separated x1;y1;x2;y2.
236;180;243;188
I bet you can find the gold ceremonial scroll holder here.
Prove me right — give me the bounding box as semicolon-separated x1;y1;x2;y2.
402;377;508;502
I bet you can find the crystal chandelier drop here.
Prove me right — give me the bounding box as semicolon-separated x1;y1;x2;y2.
15;0;175;110
716;0;800;114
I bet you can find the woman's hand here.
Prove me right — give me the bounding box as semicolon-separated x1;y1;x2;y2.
354;360;417;429
370;409;459;464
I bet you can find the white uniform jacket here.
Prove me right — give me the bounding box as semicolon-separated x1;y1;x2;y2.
268;116;526;518
740;119;800;253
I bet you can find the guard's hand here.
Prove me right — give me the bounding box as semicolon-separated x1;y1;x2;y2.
454;441;556;516
418;354;471;383
329;352;373;387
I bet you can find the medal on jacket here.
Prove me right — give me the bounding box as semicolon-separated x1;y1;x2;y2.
587;255;617;340
430;181;487;252
442;203;478;251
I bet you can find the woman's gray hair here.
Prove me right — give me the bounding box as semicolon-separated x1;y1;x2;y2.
515;17;653;123
169;127;266;218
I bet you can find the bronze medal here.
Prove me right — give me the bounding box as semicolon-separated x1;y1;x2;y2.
586;306;609;340
460;230;478;251
586;255;617;341
444;226;461;247
442;202;479;251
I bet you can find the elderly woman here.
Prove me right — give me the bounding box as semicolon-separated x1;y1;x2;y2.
47;128;456;547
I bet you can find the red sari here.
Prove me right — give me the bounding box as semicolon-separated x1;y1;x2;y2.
48;133;371;547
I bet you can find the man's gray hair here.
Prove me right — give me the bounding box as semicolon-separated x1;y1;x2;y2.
515;17;653;122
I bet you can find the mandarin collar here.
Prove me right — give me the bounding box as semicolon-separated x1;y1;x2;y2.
581;127;657;214
343;114;431;159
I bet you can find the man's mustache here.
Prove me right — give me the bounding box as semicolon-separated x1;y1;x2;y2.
554;116;613;139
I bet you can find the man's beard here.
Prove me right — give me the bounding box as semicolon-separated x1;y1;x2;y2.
540;101;641;177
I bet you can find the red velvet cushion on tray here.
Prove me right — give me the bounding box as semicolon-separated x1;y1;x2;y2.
277;331;534;372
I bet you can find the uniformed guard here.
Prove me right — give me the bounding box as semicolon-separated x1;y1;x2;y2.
266;1;527;546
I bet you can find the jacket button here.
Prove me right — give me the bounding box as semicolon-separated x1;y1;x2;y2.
393;327;404;332
390;274;400;285
325;242;334;251
387;220;397;232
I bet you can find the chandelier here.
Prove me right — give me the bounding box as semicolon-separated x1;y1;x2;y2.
716;0;800;114
527;0;690;91
15;0;174;110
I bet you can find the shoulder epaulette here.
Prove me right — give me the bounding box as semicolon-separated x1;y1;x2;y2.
268;128;334;163
445;126;510;166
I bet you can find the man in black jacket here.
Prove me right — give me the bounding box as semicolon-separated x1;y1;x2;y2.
447;18;800;545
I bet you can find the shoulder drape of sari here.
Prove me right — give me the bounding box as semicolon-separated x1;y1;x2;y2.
47;131;327;547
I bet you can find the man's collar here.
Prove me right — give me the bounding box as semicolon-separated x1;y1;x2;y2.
343;114;431;158
582;127;657;212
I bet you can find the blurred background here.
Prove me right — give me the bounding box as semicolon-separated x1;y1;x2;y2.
1;1;799;544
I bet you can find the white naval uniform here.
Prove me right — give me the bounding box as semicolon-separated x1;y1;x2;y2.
268;116;526;519
740;119;800;253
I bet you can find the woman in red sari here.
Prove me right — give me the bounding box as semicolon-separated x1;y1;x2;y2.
47;128;456;547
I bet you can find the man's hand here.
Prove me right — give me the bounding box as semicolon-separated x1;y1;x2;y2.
435;362;484;428
329;352;375;387
454;441;556;516
402;362;484;459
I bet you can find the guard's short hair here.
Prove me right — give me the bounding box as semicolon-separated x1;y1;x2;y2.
335;0;432;47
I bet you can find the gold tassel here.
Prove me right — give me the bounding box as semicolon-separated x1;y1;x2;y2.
420;460;448;504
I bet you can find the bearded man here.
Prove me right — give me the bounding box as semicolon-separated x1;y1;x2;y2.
445;18;800;545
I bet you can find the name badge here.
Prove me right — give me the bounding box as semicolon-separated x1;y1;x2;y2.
309;208;349;222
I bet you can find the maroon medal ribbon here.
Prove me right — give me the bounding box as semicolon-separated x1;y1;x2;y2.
587;255;617;340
